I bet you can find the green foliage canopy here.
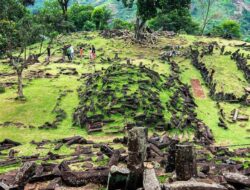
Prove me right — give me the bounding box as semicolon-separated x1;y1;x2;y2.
91;6;111;30
211;20;241;39
68;3;94;31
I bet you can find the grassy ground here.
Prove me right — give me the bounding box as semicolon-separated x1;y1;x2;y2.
0;32;249;174
177;58;250;145
202;50;248;97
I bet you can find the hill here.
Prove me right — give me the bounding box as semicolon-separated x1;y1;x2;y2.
30;0;250;39
0;31;249;179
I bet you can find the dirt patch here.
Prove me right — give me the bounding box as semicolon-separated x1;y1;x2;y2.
191;79;205;98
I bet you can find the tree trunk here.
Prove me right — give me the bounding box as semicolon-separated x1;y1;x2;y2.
134;17;145;41
39;40;44;54
135;17;140;40
17;70;24;99
24;47;27;62
201;0;211;35
63;8;68;22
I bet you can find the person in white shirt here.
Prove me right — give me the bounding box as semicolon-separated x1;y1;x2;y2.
69;45;74;60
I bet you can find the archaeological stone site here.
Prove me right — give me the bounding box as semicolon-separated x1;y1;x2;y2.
0;0;250;189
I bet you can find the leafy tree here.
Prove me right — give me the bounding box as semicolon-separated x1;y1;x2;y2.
148;8;199;34
36;0;64;33
0;20;18;53
6;14;44;100
158;0;191;12
211;20;241;39
13;15;42;100
0;0;44;99
0;0;27;21
120;0;197;38
91;6;111;30
119;0;159;40
68;3;94;31
148;0;198;34
112;18;133;30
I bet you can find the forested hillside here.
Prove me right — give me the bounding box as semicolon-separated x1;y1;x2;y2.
31;0;250;39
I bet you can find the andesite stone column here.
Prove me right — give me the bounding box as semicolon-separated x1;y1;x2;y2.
126;127;148;190
175;144;197;181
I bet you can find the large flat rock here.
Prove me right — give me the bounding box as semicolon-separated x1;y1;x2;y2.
223;172;250;187
163;180;227;190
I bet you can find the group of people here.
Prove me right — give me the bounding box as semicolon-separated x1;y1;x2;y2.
46;44;96;63
79;45;96;60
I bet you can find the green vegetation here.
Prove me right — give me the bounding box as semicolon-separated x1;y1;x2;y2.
111;19;134;30
148;0;199;34
0;85;5;93
211;20;241;39
202;52;248;97
91;6;111;30
32;0;250;39
0;33;249;166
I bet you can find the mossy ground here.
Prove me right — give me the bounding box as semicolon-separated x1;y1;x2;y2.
0;32;249;174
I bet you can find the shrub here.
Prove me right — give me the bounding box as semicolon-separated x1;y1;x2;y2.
112;19;133;30
0;85;5;94
211;20;241;39
68;3;94;31
91;6;111;30
244;36;250;42
83;21;96;31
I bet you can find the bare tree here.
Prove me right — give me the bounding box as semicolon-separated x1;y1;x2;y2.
119;0;158;41
198;0;218;35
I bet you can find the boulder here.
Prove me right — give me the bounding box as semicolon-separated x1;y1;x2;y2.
15;161;37;186
163;180;227;190
143;169;161;190
223;172;250;188
107;166;130;190
62;168;109;187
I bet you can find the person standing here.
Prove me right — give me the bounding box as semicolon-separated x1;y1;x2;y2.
47;45;51;62
70;45;74;61
79;47;84;59
91;45;96;60
66;45;72;61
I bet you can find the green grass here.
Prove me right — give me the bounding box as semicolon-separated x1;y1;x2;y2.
0;32;250;174
202;51;248;97
177;57;250;145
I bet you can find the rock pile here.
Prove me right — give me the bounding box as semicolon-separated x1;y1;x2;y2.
74;63;168;133
0;130;249;189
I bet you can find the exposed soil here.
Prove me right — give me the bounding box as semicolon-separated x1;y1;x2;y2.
191;79;206;98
